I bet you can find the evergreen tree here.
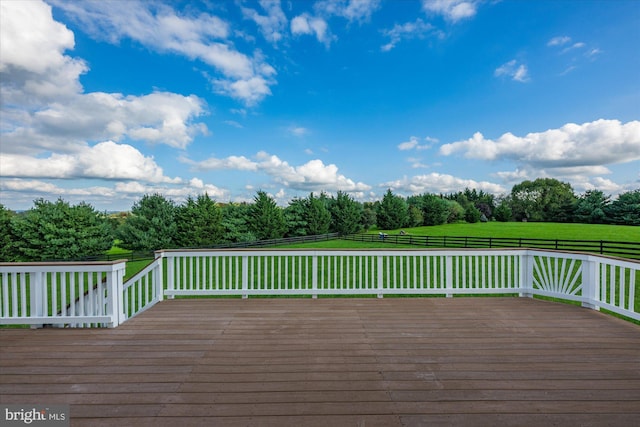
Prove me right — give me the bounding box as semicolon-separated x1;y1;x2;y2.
305;193;331;235
118;194;177;251
329;191;363;235
574;190;610;224
464;205;482;223
607;189;640;225
445;200;465;223
11;199;113;261
361;202;377;230
406;205;423;228
376;189;409;230
284;198;308;237
175;194;223;247
250;191;286;240
421;194;450;226
0;204;18;261
221;203;255;243
493;200;512;222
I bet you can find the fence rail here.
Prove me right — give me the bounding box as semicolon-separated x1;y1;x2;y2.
2;249;638;327
345;233;640;259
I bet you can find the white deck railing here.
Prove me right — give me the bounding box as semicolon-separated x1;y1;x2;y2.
1;249;638;327
0;260;126;327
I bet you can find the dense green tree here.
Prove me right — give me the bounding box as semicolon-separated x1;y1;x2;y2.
493;200;513;222
175;194;223;248
284;198;308;237
445;200;465;223
607;189;640;225
11;199;113;261
464;205;482;223
447;188;496;219
406;205;423;228
0;205;18;261
574;190;610;224
221;203;255;243
510;178;576;222
376;189;409;230
117;194;177;252
421;194;450;226
250;191;286;240
305;193;331;235
361;202;377;231
329;191;363;235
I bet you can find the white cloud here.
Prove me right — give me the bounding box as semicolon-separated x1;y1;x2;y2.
398;136;435;151
288;126;309;137
242;0;288;44
422;0;478;23
492;166;636;197
407;157;430;169
494;59;530;83
1;1;208;157
547;36;571;46
180;154;257;171
2;91;207;154
291;14;333;46
182;151;371;193
49;0;276;105
315;0;381;22
381;19;441;52
0;0;87;104
440;119;640;170
382;173;506;195
0;141;180;183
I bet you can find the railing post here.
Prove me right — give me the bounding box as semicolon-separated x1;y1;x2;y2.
107;262;126;328
312;254;318;299
30;271;44;329
377;255;383;298
166;254;175;299
445;255;453;297
155;251;164;302
582;256;600;311
242;255;249;299
520;252;534;298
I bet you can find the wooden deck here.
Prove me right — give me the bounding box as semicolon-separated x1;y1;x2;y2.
1;297;639;426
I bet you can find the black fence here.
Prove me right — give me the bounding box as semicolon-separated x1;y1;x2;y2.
86;233;341;262
344;233;640;260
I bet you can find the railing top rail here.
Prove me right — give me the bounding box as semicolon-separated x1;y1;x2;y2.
0;259;128;268
156;247;529;254
526;248;640;265
156;247;640;264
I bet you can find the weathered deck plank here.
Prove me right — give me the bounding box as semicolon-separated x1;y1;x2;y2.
1;297;639;426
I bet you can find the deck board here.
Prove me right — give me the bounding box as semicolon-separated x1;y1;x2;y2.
1;297;639;426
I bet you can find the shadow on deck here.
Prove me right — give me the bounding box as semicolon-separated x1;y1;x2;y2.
1;297;639;426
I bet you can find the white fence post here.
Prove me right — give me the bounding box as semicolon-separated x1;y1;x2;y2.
242;255;249;299
166;253;175;299
30;271;44;328
445;255;453;298
312;254;318;299
582;256;600;311
520;252;534;298
377;255;383;298
106;262;126;328
155;251;164;302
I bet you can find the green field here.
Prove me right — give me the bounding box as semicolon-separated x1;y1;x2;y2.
372;222;640;242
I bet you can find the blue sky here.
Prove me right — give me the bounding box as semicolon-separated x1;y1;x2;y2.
1;0;639;211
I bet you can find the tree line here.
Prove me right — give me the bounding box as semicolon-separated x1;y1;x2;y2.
1;178;638;262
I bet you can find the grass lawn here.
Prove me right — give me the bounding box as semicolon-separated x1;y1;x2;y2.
372;222;640;242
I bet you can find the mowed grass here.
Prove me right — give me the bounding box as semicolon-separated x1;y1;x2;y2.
373;222;640;242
